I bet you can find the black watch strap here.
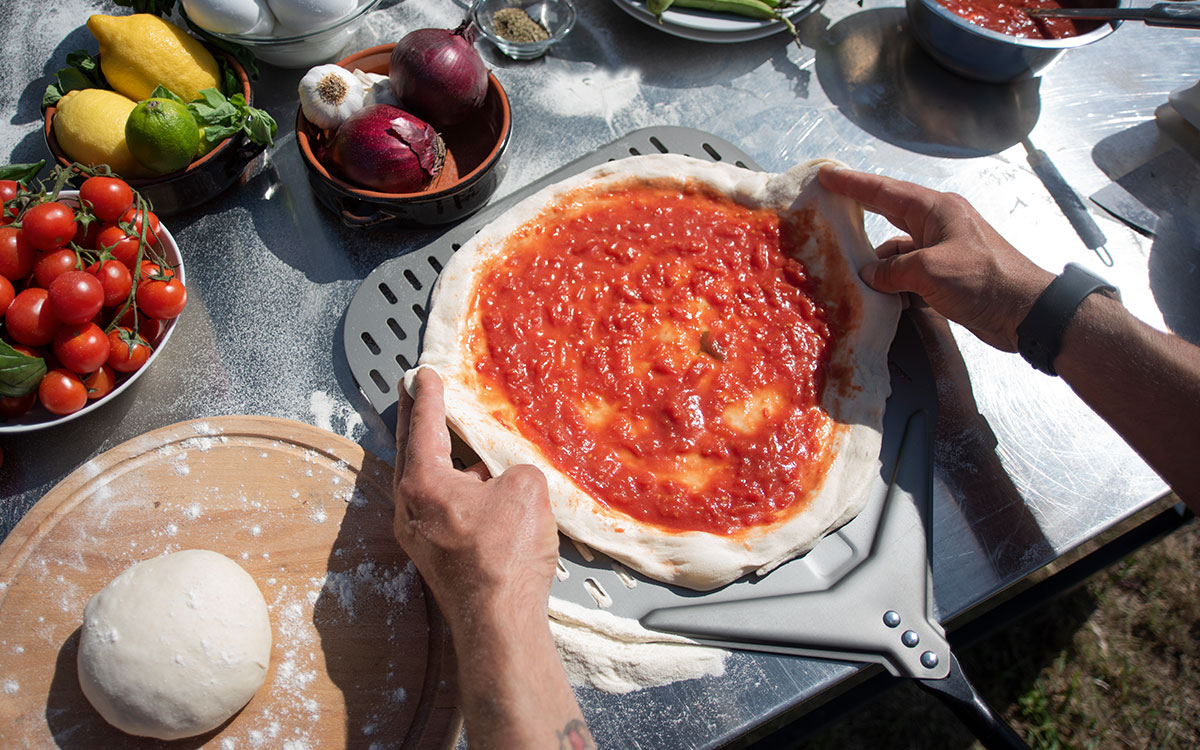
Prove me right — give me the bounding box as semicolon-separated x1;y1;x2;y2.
1016;263;1119;376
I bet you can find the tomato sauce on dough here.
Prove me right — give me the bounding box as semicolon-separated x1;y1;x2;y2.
470;183;841;535
937;0;1084;39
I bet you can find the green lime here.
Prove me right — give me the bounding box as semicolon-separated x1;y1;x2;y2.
125;98;200;175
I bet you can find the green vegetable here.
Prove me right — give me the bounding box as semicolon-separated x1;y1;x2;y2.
648;0;675;18
42;51;107;111
0;161;45;184
0;341;47;398
671;0;777;20
151;85;277;150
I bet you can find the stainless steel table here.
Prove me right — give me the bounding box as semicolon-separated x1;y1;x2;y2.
2;0;1197;747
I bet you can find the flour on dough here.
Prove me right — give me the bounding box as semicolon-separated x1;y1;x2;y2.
548;597;727;695
77;549;272;740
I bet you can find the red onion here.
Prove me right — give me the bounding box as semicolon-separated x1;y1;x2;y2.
324;104;446;194
389;21;488;128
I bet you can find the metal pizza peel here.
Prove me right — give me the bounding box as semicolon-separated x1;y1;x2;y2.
549;313;1026;749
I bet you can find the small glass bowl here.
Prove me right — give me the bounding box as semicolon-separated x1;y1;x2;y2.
470;0;576;60
183;0;382;69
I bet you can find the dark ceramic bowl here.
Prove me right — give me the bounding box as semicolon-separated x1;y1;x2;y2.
296;44;512;230
44;51;264;216
905;0;1124;83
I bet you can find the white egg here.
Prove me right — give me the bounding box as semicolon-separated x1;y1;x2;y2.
183;0;277;35
266;0;356;33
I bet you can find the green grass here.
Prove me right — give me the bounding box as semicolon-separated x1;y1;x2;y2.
798;509;1200;750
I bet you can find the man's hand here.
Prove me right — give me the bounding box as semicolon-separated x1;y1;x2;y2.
392;367;559;625
819;165;1055;352
391;368;594;749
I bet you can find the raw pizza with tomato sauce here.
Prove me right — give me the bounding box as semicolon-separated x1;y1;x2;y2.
412;155;900;591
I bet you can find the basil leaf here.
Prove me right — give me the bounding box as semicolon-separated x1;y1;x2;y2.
64;51;105;87
0;341;47;398
0;161;45;183
150;85;184;103
244;108;277;147
221;65;239;99
42;84;64;111
43;50;107;112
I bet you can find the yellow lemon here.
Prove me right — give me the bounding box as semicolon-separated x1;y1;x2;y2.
53;89;149;178
87;14;220;102
126;98;200;175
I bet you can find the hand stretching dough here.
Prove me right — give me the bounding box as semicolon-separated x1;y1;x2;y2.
77;549;272;740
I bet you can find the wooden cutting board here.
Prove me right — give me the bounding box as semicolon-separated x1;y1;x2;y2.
0;416;461;748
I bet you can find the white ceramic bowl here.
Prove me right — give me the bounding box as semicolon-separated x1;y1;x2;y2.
185;0;382;68
0;192;185;434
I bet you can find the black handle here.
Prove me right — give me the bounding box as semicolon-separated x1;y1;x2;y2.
916;651;1029;750
1146;3;1200;28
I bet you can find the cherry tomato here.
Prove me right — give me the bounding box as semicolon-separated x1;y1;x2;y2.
0;226;34;280
21;201;77;251
53;321;110;374
0;275;13;319
106;327;151;373
73;219;101;250
38;368;87;415
0;392;36;418
96;223;142;268
49;270;105;324
6;288;59;346
0;180;18;226
137;274;187;320
113;307;165;342
33;248;80;289
137;260;169;281
80;176;134;224
120;206;162;247
86;259;132;308
83;364;116;400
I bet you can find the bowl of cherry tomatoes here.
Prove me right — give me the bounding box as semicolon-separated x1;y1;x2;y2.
0;172;186;432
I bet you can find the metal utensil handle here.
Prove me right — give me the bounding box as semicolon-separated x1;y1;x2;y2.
1030;3;1200;28
917;651;1029;750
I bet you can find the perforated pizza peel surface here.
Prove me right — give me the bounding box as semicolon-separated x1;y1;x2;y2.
0;416;460;749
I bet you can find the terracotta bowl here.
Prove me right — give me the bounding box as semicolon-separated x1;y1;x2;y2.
43;50;264;216
296;44;512;230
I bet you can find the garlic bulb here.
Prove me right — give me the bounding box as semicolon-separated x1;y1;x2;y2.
298;65;364;130
353;69;400;108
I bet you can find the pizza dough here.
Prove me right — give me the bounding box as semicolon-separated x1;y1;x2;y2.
412;155;899;590
77;549;272;740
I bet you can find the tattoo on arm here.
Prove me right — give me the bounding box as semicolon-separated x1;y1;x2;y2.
558;718;596;750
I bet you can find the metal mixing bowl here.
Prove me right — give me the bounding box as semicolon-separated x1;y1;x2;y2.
905;0;1124;83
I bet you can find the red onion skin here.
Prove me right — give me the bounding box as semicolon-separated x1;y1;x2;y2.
325;104;445;194
389;22;488;129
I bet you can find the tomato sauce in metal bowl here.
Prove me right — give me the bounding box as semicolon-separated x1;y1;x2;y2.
937;0;1084;39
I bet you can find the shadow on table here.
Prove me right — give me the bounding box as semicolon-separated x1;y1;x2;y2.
810;8;1041;158
311;453;461;748
1090;120;1200;346
912;311;1055;577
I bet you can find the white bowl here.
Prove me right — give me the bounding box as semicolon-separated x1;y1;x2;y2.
186;0;382;68
0;191;185;434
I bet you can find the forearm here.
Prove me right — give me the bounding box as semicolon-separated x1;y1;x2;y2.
448;600;592;749
1055;294;1200;512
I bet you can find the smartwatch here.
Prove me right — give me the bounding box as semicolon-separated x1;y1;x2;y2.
1016;263;1119;376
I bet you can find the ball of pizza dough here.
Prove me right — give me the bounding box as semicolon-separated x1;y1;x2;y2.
77;549;272;740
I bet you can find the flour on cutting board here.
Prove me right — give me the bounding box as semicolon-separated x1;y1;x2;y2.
11;424;420;746
548;596;727;695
